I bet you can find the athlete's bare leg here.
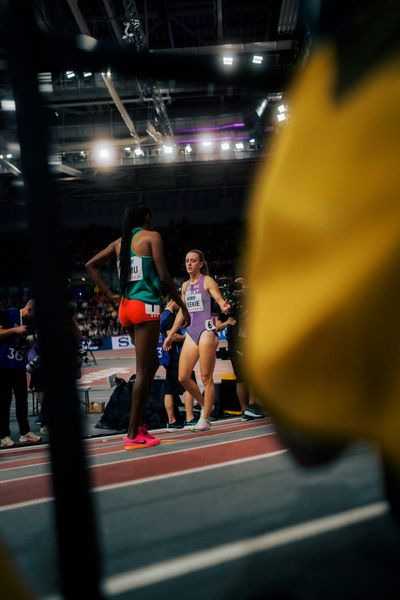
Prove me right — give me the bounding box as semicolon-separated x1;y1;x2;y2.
178;335;203;406
236;382;249;412
183;390;195;422
198;331;218;420
164;393;176;424
126;321;160;438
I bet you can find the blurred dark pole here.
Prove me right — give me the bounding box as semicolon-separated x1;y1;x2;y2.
1;2;103;598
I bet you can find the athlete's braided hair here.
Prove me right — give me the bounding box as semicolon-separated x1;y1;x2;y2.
188;249;209;275
119;201;152;294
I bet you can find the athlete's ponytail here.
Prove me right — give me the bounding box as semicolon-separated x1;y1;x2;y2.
189;249;209;275
120;201;152;294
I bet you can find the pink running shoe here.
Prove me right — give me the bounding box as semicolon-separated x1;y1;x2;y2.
139;424;157;440
125;432;160;450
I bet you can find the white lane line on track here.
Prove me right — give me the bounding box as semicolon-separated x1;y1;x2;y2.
83;418;270;447
0;417;268;460
40;500;390;600
0;497;54;512
0;422;272;475
0;446;286;512
101;501;389;595
94;448;287;493
0;444;49;455
89;431;281;468
0;432;279;480
0;450;50;463
82;417;271;442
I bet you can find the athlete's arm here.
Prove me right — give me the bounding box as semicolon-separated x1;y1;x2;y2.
205;276;231;314
163;283;188;350
166;329;186;344
150;232;190;325
85;239;121;305
0;324;27;339
215;316;236;331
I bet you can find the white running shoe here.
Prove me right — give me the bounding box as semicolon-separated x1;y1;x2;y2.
1;436;15;448
191;418;211;432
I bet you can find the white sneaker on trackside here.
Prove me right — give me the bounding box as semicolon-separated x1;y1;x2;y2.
191;418;211;432
19;431;42;444
1;436;15;448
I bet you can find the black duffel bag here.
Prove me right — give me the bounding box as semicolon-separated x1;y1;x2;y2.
95;376;166;431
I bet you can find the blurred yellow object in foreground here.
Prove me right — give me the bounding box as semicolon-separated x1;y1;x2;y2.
0;536;36;599
246;44;400;462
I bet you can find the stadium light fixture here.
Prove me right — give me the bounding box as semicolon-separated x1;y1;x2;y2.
256;99;268;117
93;142;116;166
200;140;214;153
1;99;16;111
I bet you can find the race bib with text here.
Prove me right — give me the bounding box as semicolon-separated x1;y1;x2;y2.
205;319;216;331
186;293;204;312
145;304;160;316
129;256;143;281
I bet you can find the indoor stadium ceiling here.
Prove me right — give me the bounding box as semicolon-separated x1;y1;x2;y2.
0;0;307;183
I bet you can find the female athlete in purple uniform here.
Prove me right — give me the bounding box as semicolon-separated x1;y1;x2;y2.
163;249;230;431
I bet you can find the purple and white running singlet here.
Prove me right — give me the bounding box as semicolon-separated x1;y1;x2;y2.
185;274;218;345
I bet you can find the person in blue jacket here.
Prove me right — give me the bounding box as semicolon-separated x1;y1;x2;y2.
0;299;42;447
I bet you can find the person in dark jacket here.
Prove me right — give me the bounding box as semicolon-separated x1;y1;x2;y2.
0;299;41;447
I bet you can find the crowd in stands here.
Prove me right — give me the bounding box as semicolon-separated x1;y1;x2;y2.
74;294;123;338
0;219;243;339
1;219;243;282
65;218;243;280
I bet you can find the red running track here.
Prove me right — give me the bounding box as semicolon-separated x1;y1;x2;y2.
0;419;284;509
